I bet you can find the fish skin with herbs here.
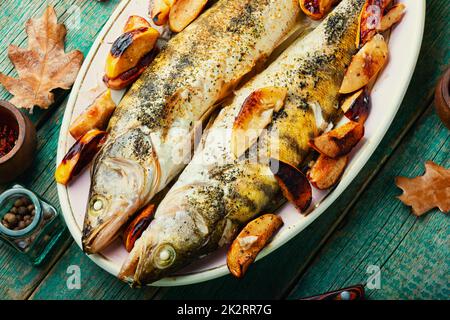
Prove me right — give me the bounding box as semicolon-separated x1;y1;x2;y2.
119;0;366;285
82;0;300;254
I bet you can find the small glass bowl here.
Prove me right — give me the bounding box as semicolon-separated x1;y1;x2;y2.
0;185;66;265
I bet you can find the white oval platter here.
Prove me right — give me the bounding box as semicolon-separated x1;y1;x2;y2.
57;0;426;286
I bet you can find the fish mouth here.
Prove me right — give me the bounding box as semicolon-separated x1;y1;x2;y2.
118;184;217;285
82;210;132;254
83;154;160;254
118;245;145;286
119;240;179;286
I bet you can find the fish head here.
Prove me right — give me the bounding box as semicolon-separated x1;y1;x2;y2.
119;183;225;285
82;128;159;254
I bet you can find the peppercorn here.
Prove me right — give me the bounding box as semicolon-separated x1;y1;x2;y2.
14;199;23;207
1;196;36;231
17;206;28;215
4;213;17;226
21;197;30;206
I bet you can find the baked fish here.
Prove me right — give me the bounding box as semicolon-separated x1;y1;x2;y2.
119;0;366;285
82;0;300;253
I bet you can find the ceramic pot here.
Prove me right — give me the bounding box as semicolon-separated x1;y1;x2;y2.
0;101;37;184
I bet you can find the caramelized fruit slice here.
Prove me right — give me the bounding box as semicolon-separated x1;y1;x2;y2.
270;158;312;214
169;0;208;32
151;0;176;26
308;154;348;190
300;0;336;20
69;89;116;140
105;27;159;79
356;0;393;46
309;121;364;158
231;87;287;158
123;15;151;33
377;3;406;32
227;214;283;278
55;129;107;185
123;203;156;252
341;88;370;123
339;34;388;94
104;48;159;90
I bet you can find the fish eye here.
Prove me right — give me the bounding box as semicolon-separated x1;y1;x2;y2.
89;196;107;216
153;244;176;269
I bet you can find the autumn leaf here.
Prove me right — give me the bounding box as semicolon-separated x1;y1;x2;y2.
0;7;83;111
395;161;450;216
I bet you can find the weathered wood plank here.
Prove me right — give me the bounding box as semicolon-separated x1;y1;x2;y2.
287;106;449;300
30;243;157;300
156;0;449;300
0;0;121;300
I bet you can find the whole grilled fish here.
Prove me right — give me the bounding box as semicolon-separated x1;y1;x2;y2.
82;0;301;253
119;0;366;285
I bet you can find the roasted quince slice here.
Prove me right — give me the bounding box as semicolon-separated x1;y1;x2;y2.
105;27;159;80
227;214;283;278
69;89;116;140
123;203;156;252
55;129;107;185
308;154;348;190
151;0;176;26
356;0;393;47
340;88;370;123
300;0;336;20
231;87;287;158
270;158;312;214
169;0;208;32
377;3;406;32
123;15;151;33
339;34;388;94
104;49;159;90
309;121;364;158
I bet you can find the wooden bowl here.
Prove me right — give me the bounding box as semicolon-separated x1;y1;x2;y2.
435;67;450;129
0;101;37;184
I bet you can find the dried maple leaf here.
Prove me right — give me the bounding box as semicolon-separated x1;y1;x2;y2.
0;7;83;111
395;161;450;216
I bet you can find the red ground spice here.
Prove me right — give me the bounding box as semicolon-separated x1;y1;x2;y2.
0;124;18;158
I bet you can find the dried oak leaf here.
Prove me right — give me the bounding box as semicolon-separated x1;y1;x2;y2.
395;161;450;216
0;7;83;110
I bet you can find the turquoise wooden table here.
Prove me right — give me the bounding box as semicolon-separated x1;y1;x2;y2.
0;0;448;300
